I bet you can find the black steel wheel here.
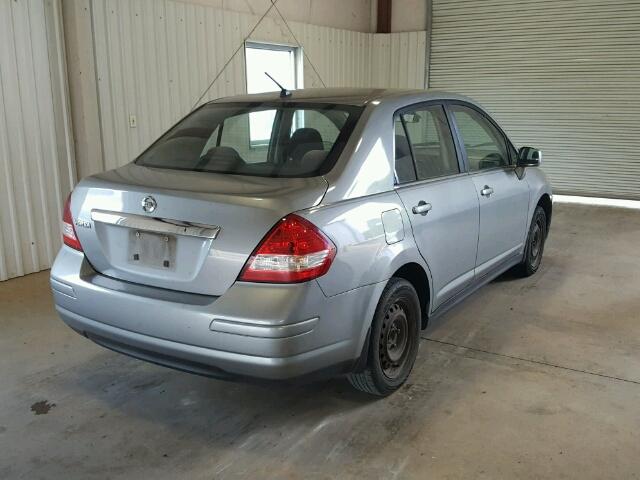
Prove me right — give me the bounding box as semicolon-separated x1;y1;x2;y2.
517;205;547;277
348;277;421;396
379;302;410;379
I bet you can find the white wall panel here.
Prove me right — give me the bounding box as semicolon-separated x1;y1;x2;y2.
91;0;426;167
371;31;427;88
430;0;640;199
0;0;75;281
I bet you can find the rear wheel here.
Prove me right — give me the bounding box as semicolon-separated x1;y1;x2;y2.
517;205;547;277
348;278;420;396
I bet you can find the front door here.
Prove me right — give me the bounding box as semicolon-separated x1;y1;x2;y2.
393;104;479;310
448;104;530;278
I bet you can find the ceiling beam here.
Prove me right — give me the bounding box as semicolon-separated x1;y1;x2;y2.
376;0;392;33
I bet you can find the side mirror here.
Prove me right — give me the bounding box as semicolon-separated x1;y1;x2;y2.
517;146;542;167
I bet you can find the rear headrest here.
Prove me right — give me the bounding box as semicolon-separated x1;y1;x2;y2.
202;146;242;160
168;127;212;140
299;149;328;170
196;146;244;171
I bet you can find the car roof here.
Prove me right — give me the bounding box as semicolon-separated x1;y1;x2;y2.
208;87;476;107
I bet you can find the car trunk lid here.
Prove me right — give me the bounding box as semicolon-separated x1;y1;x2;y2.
71;163;328;296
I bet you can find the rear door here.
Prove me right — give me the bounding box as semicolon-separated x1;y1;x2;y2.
394;103;479;310
447;103;530;279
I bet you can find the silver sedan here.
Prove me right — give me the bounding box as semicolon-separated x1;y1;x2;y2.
51;88;552;395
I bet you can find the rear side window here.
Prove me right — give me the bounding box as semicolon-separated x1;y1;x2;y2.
136;102;362;178
450;105;509;171
394;105;459;183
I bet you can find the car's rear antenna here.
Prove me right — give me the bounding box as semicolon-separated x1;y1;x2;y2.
265;72;292;98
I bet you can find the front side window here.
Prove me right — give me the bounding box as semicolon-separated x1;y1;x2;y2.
136;103;362;178
394;105;459;183
450;105;509;171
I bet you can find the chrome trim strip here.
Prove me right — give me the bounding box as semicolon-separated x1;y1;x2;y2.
394;172;469;190
467;165;517;177
91;210;221;239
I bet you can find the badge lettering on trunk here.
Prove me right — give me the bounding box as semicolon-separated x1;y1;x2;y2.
142;196;157;213
75;219;91;229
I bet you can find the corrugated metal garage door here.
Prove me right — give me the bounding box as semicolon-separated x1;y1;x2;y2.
429;0;640;199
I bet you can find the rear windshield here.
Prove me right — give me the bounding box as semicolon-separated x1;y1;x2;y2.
135;102;363;178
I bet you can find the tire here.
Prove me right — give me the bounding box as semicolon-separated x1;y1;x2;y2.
348;277;421;396
516;205;547;277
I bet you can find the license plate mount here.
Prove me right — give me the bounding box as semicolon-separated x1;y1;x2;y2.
128;230;176;270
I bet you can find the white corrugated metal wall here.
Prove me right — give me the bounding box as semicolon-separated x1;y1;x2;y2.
371;31;427;88
0;0;75;281
429;0;640;199
91;0;427;168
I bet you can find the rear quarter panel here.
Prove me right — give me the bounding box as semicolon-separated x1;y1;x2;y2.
299;191;433;299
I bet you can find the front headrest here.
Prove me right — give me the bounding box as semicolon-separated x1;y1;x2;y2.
288;128;324;164
290;128;323;146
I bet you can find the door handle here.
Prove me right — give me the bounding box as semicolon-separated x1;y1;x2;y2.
412;201;432;216
481;186;494;197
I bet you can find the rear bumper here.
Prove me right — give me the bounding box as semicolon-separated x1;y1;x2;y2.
51;247;383;380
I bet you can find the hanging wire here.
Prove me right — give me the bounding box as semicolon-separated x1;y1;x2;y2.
190;1;279;110
268;0;327;88
190;0;330;111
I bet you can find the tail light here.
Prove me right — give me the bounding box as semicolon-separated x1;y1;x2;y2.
62;193;83;251
239;214;336;283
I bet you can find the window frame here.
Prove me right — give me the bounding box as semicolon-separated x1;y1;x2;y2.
444;100;518;174
244;41;303;92
244;41;304;147
392;101;466;187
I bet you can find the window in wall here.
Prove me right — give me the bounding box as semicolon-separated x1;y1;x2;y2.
245;42;302;145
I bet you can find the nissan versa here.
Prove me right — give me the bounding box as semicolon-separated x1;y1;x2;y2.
51;88;551;396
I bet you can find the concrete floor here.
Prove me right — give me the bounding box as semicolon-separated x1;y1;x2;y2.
1;203;639;479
